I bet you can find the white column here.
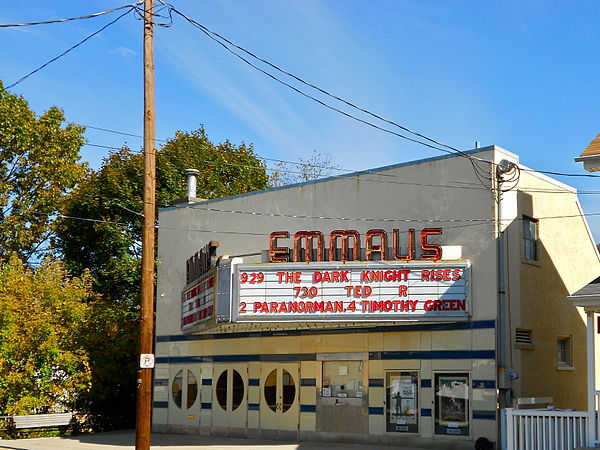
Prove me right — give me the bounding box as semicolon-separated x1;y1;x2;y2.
587;310;596;447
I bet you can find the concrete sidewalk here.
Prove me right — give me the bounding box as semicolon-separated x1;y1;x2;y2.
0;430;428;450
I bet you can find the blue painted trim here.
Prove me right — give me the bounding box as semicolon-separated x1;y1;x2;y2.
156;320;496;343
421;408;432;417
420;379;432;388
380;350;495;360
300;404;316;413
153;401;168;408
248;403;260;411
159;147;502;213
201;402;212;410
472;320;496;329
202;378;212;386
158;349;494;365
248;378;260;386
300;378;316;386
473;380;496;389
369;378;384;387
156;356;207;364
158;353;318;364
154;378;168;386
369;407;384;415
473;410;496;420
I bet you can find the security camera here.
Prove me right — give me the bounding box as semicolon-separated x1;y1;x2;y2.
509;371;519;380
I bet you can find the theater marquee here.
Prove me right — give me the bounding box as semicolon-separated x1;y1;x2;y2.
233;261;471;322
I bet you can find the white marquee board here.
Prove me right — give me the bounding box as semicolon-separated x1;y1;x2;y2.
232;261;471;322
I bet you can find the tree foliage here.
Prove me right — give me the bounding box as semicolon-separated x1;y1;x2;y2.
54;127;269;304
52;127;269;428
0;81;86;263
0;255;94;415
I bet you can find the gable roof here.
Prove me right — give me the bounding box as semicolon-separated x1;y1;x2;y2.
579;133;600;158
570;275;600;298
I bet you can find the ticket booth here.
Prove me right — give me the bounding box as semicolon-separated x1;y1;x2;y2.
317;354;369;435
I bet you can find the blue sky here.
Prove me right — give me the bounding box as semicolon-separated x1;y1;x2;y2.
2;1;600;234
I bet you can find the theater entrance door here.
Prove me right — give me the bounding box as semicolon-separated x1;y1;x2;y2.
260;363;299;431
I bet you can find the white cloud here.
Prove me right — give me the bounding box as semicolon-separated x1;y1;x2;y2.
111;46;137;57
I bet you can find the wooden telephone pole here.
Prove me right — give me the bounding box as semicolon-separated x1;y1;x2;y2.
136;0;156;448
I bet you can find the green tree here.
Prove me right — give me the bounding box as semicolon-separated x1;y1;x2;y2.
53;127;269;428
0;81;86;263
0;255;94;415
55;127;269;304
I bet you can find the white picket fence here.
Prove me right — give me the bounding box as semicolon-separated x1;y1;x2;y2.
504;408;590;450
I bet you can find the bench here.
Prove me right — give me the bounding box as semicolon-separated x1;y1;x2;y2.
7;413;74;437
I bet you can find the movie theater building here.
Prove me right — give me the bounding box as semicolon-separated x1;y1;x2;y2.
152;145;600;448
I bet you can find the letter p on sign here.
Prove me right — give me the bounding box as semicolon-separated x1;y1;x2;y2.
140;353;155;369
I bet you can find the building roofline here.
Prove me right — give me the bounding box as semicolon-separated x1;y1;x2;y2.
517;163;578;193
160;146;515;212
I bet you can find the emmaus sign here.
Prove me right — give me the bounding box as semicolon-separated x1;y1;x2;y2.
234;262;470;322
269;228;443;263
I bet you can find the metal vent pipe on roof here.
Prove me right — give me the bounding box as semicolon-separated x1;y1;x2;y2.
185;168;200;198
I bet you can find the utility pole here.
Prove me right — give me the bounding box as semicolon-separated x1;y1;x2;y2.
136;0;155;448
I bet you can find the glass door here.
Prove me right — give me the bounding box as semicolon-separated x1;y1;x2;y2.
168;365;201;426
212;364;248;430
260;363;299;431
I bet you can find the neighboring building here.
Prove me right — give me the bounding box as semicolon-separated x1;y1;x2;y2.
575;133;600;172
152;145;600;449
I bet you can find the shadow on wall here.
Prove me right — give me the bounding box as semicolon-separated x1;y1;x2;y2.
508;191;588;410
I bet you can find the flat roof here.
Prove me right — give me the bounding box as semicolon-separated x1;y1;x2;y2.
160;145;520;212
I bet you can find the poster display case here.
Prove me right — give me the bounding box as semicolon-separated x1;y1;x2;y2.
434;373;469;436
386;371;419;433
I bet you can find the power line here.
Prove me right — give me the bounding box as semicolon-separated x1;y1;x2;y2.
81;123;600;183
81;141;600;195
184;205;496;224
164;6;464;159
162;2;499;191
82;142;490;191
163;3;474;159
161;4;600;186
3;8;135;91
82;125;167;143
0;3;140;28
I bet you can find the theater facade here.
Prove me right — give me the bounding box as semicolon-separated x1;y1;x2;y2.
152;146;600;448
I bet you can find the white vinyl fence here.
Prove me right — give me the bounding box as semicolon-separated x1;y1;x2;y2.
503;408;590;450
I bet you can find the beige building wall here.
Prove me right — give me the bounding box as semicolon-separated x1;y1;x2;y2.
506;169;600;410
153;145;600;445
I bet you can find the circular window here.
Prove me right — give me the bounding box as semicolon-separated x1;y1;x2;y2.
215;370;227;410
281;370;295;413
264;369;277;412
231;370;245;411
187;370;198;409
172;370;183;409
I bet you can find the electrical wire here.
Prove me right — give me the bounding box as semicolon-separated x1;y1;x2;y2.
81;140;487;190
162;2;494;191
3;8;135;91
163;6;464;159
77;142;600;195
184;205;496;224
162;2;470;158
0;3;140;28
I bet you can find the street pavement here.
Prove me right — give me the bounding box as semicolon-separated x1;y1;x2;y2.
0;430;428;450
